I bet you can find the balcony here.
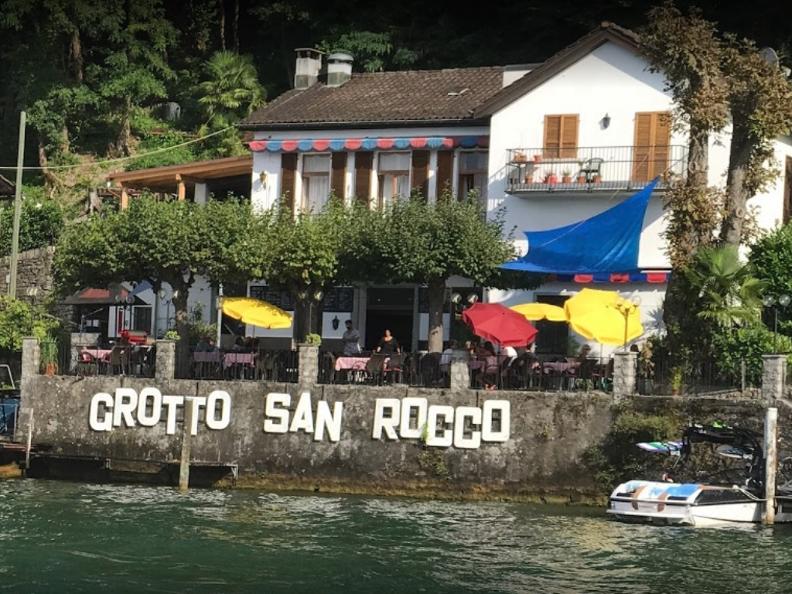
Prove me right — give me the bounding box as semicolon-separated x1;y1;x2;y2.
506;145;688;194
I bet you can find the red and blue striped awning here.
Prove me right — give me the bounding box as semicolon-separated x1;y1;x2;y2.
551;271;669;284
247;136;489;152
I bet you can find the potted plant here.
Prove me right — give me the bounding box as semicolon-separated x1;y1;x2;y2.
303;333;322;347
513;151;527;163
40;337;58;376
533;154;543;163
576;173;587;184
592;173;602;184
670;367;683;396
561;169;572;184
545;172;558;185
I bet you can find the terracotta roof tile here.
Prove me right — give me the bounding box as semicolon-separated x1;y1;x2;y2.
240;67;505;129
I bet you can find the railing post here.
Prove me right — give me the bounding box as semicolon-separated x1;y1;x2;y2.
612;352;637;401
21;337;40;387
298;344;319;390
155;339;176;382
762;355;786;405
449;349;471;391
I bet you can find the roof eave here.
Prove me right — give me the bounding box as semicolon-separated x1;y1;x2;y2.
238;117;492;132
474;25;641;118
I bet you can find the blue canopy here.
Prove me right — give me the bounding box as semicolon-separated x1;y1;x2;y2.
501;179;658;275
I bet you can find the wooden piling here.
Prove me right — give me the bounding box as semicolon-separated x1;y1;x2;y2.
24;409;33;475
764;406;778;525
178;397;194;492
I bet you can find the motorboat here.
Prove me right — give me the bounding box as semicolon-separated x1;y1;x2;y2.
607;422;792;526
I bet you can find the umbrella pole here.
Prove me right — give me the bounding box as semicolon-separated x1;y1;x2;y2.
216;283;223;347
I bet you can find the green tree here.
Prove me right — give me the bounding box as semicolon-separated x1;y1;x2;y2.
341;192;515;352
684;245;764;328
0;296;59;352
53;197;254;355
0;197;64;257
195;51;265;156
749;224;792;331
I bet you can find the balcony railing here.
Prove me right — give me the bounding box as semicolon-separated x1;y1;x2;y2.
506;145;688;193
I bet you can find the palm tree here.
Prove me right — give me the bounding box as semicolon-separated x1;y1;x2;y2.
196;50;265;134
684;244;765;328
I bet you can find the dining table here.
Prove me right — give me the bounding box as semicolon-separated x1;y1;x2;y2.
334;356;371;371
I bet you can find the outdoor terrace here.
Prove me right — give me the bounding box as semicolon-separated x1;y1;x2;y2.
505;145;688;193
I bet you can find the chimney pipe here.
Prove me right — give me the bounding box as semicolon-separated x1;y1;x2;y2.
294;48;323;89
326;51;353;87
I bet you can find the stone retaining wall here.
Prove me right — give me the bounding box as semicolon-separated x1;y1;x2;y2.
0;247;55;305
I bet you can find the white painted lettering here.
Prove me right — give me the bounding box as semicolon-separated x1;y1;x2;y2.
187;397;207;436
425;405;454;447
136;387;162;427
314;401;343;442
482;400;510;443
264;393;291;433
89;392;113;432
112;388;138;427
372;398;400;440
206;390;231;430
399;397;428;440
289;392;314;434
453;406;482;449
162;395;183;435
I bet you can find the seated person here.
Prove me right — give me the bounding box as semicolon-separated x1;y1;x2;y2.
440;340;459;368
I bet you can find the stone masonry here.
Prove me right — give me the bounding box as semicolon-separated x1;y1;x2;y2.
763;354;787;404
612;352;637;401
0;247;55;305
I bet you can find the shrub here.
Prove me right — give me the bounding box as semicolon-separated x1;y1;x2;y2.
710;322;792;385
0;198;64;257
0;296;60;352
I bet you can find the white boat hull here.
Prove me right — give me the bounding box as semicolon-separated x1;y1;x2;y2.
607;480;792;526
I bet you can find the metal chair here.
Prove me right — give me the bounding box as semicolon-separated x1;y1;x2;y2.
365;353;387;385
578;157;604;183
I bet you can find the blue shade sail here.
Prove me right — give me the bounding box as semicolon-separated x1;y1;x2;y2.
501;179;658;275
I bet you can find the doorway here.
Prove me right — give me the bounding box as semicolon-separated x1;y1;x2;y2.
534;294;569;355
365;288;414;351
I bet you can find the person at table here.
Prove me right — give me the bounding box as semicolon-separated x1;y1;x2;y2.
342;320;362;356
375;329;400;355
231;336;246;352
440;340;459;368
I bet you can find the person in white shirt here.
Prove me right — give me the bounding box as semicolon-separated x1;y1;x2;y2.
502;345;518;359
440;340;458;367
341;320;361;355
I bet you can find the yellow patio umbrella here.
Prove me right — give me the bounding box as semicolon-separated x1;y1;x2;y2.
564;288;643;346
510;302;567;322
221;297;292;329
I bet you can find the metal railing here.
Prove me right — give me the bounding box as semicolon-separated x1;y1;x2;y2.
637;358;753;396
176;347;299;382
318;352;450;388
468;354;613;392
70;345;157;378
506;145;688;193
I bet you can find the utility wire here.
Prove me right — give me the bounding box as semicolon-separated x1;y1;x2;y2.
0;124;238;171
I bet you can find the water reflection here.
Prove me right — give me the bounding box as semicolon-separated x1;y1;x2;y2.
1;481;792;592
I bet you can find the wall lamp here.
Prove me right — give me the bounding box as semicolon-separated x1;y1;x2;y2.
601;113;611;129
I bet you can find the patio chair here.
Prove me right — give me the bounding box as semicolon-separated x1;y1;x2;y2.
365;353;387;385
384;353;405;384
578;157;604;183
570;358;596;391
76;351;97;377
320;351;336;384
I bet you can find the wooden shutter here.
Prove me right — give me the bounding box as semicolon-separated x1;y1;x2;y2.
435;150;454;199
354;152;373;206
633;111;671;182
411;150;429;198
543;114;578;158
330;152;347;200
280;153;297;214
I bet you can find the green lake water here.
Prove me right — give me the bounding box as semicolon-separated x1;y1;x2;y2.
1;479;792;593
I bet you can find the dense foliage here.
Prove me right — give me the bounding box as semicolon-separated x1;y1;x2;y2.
0;196;63;257
0;296;59;352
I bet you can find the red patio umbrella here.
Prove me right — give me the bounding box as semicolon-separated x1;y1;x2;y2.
462;302;538;347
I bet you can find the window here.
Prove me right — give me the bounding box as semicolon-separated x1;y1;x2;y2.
543;114;579;158
132;306;152;333
377;152;410;208
301;154;331;212
633;112;671;182
457;151;488;201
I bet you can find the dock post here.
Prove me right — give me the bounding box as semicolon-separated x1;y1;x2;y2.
24;409;33;475
178;397;195;492
764;406;778;525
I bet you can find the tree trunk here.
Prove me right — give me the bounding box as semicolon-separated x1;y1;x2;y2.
232;0;239;52
172;279;192;374
687;125;709;188
218;0;226;51
114;99;132;156
719;122;752;247
69;29;84;82
37;136;62;195
427;279;446;353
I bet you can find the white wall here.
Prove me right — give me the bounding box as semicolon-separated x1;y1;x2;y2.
488;41;678;270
